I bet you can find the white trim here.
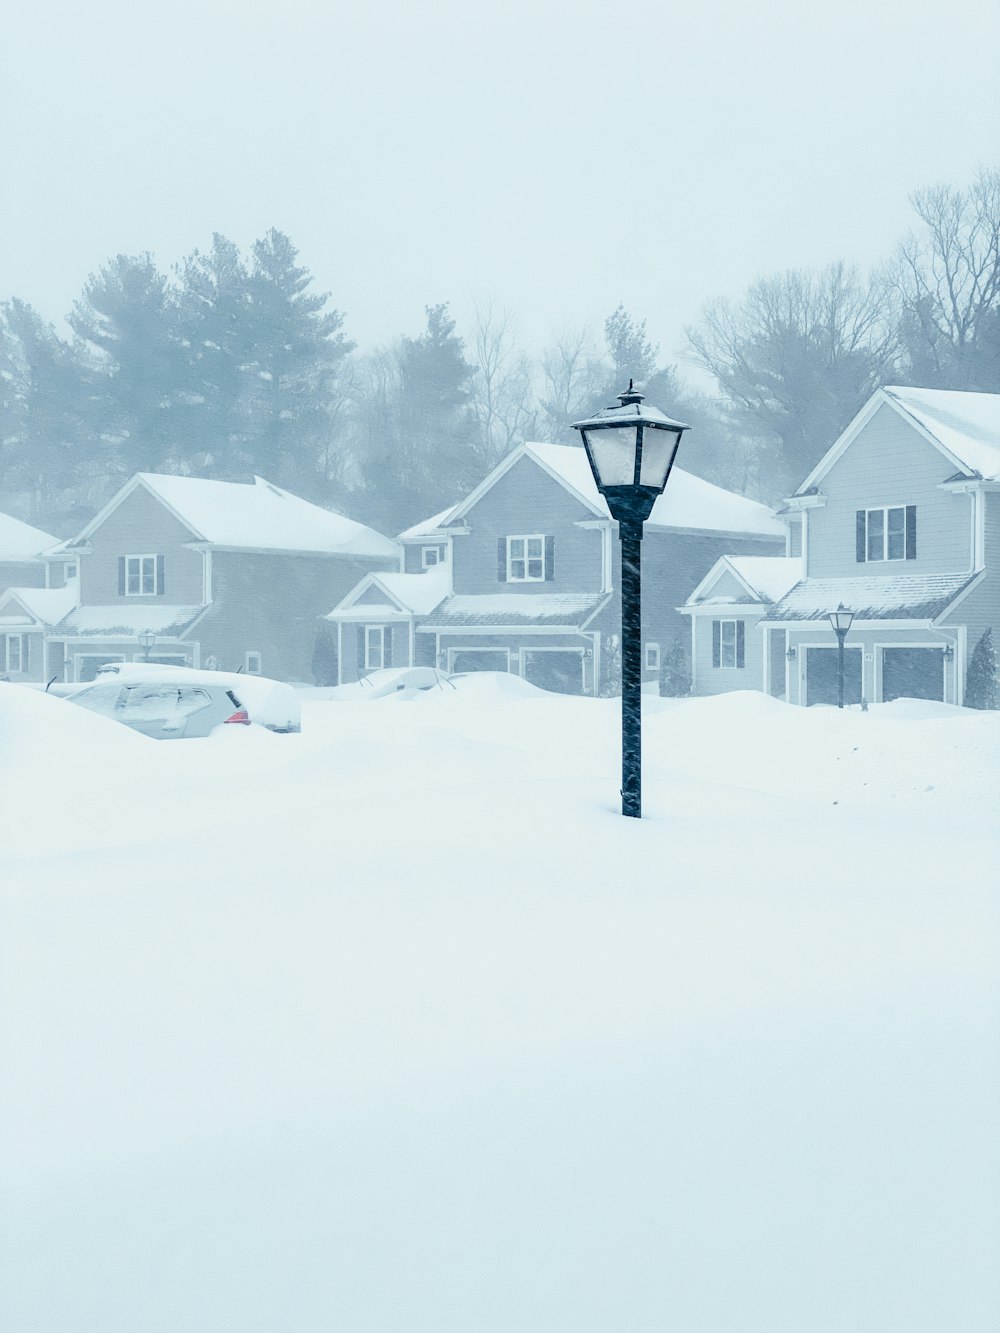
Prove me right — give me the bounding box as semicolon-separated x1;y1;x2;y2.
421;545;443;570
505;534;546;583
444;443;606;528
336;619;343;686
71;475;205;546
203;549;213;604
419;624;588;636
644;642;660;672
602;524;612;593
875;641;950;705
124;553;158;596
244;650;262;675
859;504;912;564
933;568;986;623
763;617;937;631
795;388;979;497
974;490;985;567
802;509;809;573
330;572;410;615
364;625;386;671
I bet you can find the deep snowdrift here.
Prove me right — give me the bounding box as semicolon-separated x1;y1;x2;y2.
1;680;998;1333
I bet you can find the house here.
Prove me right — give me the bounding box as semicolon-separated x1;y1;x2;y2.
326;441;786;693
0;511;65;678
20;473;398;685
680;386;1000;705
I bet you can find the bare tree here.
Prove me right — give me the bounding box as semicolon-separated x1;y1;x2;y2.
467;300;537;467
686;261;901;494
896;169;1000;389
538;326;607;442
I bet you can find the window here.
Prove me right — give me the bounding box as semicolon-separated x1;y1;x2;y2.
64;562;77;580
421;545;441;569
120;554;163;595
856;506;915;562
503;534;550;582
365;626;385;670
4;633;27;673
644;643;660;672
244;651;262;675
712;619;745;669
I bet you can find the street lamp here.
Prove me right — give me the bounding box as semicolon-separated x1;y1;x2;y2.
573;381;689;818
138;628;156;661
828;603;855;709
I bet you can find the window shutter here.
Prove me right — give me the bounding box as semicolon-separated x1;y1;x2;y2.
357;627;366;672
498;538;507;582
856;511;866;562
736;620;745;668
712;620;720;668
544;536;554;581
905;505;917;560
384;626;393;667
156;554;165;595
118;556;126;595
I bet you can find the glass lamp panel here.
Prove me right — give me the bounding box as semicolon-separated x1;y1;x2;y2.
584;425;640;488
830;608;854;633
638;427;680;490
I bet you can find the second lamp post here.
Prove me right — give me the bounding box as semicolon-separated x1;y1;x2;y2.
573;382;689;818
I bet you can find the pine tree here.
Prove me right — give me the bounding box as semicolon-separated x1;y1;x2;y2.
659;640;691;697
243;229;354;493
69;253;185;482
966;628;998;709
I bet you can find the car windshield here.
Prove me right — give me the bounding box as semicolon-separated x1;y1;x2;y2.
120;685;214;721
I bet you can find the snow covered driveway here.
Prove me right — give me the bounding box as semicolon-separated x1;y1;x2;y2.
1;682;998;1332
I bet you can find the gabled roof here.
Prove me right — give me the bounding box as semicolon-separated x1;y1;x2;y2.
327;567;451;620
685;556;805;607
765;572;978;623
795;386;1000;496
438;442;785;538
398;505;459;540
0;585;78;627
69;474;399;559
0;511;59;561
56;604;205;637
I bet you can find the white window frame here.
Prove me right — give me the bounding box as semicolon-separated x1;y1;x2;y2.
864;505;907;563
421;545;441;569
125;553;157;596
64;561;77;580
365;626;385;670
244;651;262;675
5;633;26;673
507;534;546;583
644;643;660;672
719;619;738;669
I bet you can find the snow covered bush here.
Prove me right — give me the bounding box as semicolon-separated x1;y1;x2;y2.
659;640;691;697
966;627;999;709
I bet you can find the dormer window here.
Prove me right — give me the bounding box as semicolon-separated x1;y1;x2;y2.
64;562;77;580
857;507;916;563
421;545;443;569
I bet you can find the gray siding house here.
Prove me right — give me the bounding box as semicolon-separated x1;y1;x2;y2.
680;386;1000;705
25;473;398;684
0;511;63;680
327;441;785;693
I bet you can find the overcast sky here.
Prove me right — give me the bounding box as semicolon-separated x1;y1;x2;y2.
2;0;998;372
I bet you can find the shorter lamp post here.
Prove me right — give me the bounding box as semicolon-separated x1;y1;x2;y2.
573;382;689;818
138;628;156;661
828;604;855;709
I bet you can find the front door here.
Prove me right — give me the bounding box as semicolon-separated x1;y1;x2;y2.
805;646;863;706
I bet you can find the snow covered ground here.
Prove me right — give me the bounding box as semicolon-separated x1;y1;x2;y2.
1;680;998;1332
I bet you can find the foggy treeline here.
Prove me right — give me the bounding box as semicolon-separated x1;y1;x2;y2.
1;170;997;537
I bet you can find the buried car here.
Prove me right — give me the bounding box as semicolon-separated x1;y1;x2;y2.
65;665;301;738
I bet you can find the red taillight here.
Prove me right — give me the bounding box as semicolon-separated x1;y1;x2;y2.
224;709;250;725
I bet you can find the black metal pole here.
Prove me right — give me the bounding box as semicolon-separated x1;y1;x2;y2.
619;519;643;818
837;631;845;709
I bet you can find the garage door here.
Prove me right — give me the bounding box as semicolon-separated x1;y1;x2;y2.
450;650;509;674
805;647;863;707
881;648;944;702
523;650;584;695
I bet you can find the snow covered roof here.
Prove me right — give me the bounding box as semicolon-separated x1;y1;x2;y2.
0;511;59;561
766;572;978;623
398;505;459;540
501;444;784;537
0;585;79;627
57;604;204;637
72;474;399;559
726;557;805;603
882;387;1000;479
326;568;451;620
422;592;609;629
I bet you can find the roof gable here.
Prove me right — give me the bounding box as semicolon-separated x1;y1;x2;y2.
795;387;1000;496
0;511;60;561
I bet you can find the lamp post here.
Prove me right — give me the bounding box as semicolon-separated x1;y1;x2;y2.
828;603;854;709
573;381;688;818
138;628;156;661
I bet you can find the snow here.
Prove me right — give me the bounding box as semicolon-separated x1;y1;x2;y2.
398;504;459;539
523;442;786;536
769;570;977;621
0;510;58;561
125;474;400;559
0;584;79;626
58;603;204;635
725;554;804;602
426;590;609;626
363;567;451;616
884;386;1000;479
1;681;998;1332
